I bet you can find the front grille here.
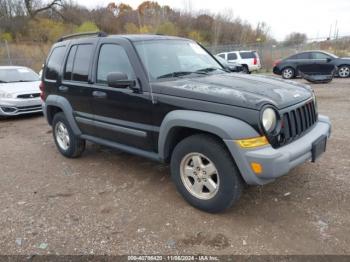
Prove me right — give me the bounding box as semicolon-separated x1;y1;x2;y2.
17;93;40;99
276;100;317;147
17;105;42;112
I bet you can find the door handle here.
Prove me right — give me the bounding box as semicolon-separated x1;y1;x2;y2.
58;86;68;92
92;91;107;98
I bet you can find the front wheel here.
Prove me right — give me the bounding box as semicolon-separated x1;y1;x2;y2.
282;67;295;79
170;134;244;213
52;112;85;158
338;65;350;78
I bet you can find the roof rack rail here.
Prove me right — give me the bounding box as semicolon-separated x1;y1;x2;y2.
57;31;108;42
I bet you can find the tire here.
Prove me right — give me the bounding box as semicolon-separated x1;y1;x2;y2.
282;67;295;79
242;65;250;74
170;134;244;213
338;65;350;78
52;112;85;158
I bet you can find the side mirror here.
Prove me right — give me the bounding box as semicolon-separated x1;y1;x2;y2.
107;72;136;89
326;58;332;63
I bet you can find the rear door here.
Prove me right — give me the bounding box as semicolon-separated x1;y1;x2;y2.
89;38;155;151
60;39;97;135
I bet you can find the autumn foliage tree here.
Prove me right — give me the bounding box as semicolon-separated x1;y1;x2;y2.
0;0;275;45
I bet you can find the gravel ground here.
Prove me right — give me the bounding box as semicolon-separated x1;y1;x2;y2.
0;77;349;255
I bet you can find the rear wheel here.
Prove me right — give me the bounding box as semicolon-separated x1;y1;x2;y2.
242;65;250;74
52;112;85;158
338;65;350;78
282;67;295;79
170;134;244;213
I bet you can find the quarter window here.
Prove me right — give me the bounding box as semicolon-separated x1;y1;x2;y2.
45;46;66;80
239;51;256;59
97;44;135;84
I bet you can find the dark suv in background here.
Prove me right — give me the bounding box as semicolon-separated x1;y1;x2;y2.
273;50;350;79
41;33;331;212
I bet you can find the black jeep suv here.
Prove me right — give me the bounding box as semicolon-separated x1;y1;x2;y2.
41;32;331;213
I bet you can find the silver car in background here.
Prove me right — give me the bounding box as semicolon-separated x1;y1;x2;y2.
0;66;42;116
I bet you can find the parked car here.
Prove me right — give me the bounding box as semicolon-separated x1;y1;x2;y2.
0;66;42;116
215;55;243;72
216;50;261;73
273;50;350;79
41;33;331;213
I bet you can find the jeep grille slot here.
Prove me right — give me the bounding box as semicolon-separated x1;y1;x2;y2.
278;100;317;146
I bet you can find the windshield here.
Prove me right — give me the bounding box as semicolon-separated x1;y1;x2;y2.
135;40;224;80
0;68;39;83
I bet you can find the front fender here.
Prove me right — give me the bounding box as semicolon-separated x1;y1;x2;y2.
158;110;260;160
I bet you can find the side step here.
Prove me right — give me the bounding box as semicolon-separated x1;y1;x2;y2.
81;135;161;162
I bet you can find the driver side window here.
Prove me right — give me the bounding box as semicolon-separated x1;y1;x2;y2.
97;44;135;84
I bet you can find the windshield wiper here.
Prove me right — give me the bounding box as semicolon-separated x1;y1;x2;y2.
196;67;224;73
157;71;207;79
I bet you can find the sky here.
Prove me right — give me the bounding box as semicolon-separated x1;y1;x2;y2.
75;0;350;41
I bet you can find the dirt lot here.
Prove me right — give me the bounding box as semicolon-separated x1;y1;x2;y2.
0;78;349;255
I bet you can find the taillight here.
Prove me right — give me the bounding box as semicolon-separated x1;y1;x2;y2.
39;81;45;101
253;57;257;65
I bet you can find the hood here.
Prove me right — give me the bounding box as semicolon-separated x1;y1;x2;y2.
152;73;312;110
0;81;41;95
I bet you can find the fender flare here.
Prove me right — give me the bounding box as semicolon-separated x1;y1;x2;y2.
44;95;82;136
158;110;260;160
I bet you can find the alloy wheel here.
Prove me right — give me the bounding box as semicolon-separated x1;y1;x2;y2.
283;68;294;79
55;121;70;151
339;66;350;78
180;153;220;200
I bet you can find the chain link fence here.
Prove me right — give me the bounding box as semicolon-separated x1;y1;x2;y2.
1;36;349;73
0;40;49;72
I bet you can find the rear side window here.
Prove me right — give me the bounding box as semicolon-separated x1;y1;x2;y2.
45;46;66;80
63;44;93;82
227;53;237;60
239;51;256;59
290;53;310;60
218;54;225;59
97;44;135;84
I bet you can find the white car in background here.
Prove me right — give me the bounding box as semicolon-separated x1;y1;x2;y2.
0;66;42;116
216;50;261;74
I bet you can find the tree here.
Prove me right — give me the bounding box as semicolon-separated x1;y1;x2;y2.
124;22;139;34
76;21;99;33
283;32;307;46
24;0;62;19
156;21;178;35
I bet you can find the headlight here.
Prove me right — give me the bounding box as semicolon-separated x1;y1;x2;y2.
0;92;13;99
262;107;277;133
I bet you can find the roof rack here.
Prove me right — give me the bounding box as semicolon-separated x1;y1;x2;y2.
57;31;108;42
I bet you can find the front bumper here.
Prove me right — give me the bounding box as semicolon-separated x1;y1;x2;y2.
224;115;332;185
0;98;42;116
273;66;281;75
